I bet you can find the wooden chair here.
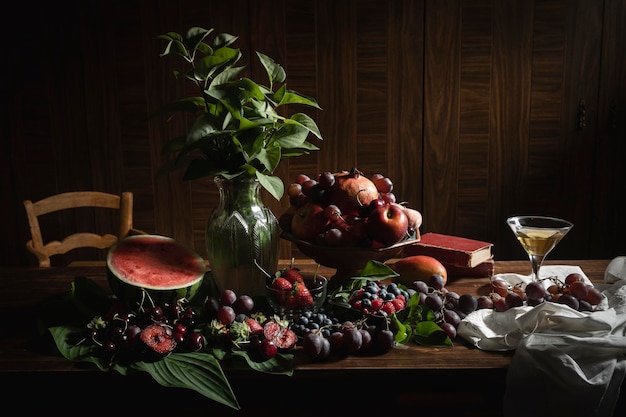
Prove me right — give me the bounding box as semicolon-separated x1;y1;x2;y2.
23;191;136;267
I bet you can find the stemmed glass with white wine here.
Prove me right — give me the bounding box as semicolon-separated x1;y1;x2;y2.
506;216;573;282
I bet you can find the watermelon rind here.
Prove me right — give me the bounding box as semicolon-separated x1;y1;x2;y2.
106;235;206;306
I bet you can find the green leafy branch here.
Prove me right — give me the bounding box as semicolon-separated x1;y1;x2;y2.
154;26;323;201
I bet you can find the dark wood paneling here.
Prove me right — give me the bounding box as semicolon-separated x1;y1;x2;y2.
2;0;623;267
423;0;462;234
457;0;493;240
490;0;534;261
387;0;424;218
591;0;626;258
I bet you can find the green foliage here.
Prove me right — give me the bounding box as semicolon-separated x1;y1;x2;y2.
43;277;293;410
155;26;323;200
328;260;453;347
402;293;453;347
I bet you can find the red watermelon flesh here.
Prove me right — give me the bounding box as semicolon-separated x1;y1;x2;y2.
109;236;205;289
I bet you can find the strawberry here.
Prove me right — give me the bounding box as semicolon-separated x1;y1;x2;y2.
245;317;264;335
281;268;304;284
271;277;293;291
271;277;293;306
293;282;313;307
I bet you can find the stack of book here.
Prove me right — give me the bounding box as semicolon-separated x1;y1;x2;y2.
402;232;495;277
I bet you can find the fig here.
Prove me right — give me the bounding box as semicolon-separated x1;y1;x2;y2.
263;321;298;350
140;324;177;355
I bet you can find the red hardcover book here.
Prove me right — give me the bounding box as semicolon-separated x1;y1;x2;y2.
403;232;493;268
443;256;495;278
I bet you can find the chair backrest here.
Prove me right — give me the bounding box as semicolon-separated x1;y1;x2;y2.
23;191;134;267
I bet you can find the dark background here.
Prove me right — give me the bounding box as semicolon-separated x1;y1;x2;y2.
2;0;624;267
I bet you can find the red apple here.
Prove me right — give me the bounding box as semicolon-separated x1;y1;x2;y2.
290;201;329;243
366;203;409;246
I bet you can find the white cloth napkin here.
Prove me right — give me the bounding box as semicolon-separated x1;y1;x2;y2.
457;263;626;417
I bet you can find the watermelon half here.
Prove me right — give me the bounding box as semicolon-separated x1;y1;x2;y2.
106;234;206;306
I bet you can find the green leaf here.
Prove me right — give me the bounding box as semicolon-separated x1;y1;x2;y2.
183;26;214;51
160;39;188;58
412;321;453;347
403;293;424;323
275;89;322;109
195;47;240;80
353;260;399;280
256;171;284;201
161;136;187;155
70;276;112;316
133;353;240;410
228;350;294;375
253;144;281;174
288;113;323;139
152;97;206;117
186;113;220;143
210;65;245;88
280;140;320;157
212;33;239;49
391;314;412;344
273;123;310;148
182;159;221;181
231;78;266;101
257;51;286;85
195;42;213;55
156;32;182;42
49;326;112;368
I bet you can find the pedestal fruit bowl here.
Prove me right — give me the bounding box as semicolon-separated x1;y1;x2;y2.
279;168;423;288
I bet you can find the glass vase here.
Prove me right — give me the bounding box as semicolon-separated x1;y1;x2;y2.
205;175;279;297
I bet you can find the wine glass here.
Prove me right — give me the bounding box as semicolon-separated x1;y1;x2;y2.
506;216;573;282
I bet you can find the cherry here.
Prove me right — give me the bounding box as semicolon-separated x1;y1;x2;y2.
258;339;278;360
186;332;204;351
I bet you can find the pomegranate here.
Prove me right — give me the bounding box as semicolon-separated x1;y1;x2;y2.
324;168;379;216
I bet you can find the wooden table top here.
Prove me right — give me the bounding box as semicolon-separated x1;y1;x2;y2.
0;258;618;415
0;258;611;374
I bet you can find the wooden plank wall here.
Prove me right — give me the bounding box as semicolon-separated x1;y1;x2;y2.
2;0;624;267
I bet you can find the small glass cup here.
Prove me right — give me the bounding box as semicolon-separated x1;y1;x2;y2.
266;274;328;318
